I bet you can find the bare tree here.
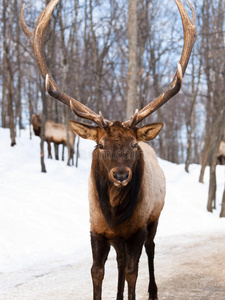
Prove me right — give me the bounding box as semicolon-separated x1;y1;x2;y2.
15;0;23;132
220;187;225;218
1;0;7;128
185;46;202;172
40;80;47;173
126;0;138;119
4;0;16;146
198;0;225;211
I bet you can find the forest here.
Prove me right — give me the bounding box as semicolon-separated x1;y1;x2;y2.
0;0;225;216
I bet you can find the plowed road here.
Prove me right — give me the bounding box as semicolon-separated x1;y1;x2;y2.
2;232;225;300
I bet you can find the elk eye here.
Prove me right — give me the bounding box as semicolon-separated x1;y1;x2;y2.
98;143;104;149
131;142;138;149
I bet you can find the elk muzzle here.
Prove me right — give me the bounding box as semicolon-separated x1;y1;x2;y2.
109;167;132;187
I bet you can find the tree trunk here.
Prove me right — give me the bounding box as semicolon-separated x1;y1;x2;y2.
59;1;71;166
206;106;225;211
220;187;225;218
89;0;100;112
65;106;71;166
8;73;16;146
74;0;81;104
137;0;150;117
15;0;22;132
185;48;202;172
89;0;106;114
4;0;16;146
75;136;80;168
5;47;16;146
126;0;138;119
28;70;33;140
7;61;16;147
40;80;47;173
2;0;7;128
199;0;213;183
207;154;217;212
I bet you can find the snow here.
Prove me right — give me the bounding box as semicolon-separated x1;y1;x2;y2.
0;127;225;294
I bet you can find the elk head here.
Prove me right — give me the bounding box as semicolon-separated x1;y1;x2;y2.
69;120;163;187
31;114;42;136
31;114;41;127
21;0;197;185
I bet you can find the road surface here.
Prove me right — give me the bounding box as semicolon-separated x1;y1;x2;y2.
1;232;225;300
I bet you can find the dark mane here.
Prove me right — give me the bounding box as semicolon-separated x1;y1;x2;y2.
92;147;144;228
33;127;41;137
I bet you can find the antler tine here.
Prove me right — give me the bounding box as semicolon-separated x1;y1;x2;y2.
122;0;197;128
69;100;112;128
20;0;108;127
20;3;32;39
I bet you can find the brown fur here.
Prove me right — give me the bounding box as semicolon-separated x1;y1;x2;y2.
70;120;165;299
89;141;165;239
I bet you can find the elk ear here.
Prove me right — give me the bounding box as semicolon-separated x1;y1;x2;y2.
136;123;163;142
69;121;98;141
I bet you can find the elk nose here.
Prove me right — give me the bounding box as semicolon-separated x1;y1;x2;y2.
113;171;129;183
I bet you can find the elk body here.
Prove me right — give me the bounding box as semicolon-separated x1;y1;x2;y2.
31;114;76;165
21;0;197;299
218;141;225;165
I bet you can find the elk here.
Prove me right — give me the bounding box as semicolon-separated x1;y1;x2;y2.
21;0;197;299
217;141;225;165
31;114;76;165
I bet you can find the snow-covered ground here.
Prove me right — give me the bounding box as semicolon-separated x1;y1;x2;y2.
0;127;225;295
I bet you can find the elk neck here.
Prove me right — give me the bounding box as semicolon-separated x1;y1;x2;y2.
91;144;144;229
33;126;41;137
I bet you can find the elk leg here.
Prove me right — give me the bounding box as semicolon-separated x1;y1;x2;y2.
71;149;74;165
91;232;110;300
69;149;74;166
125;229;146;300
145;221;158;300
54;143;59;160
67;147;72;166
62;144;65;161
111;238;126;300
47;141;52;159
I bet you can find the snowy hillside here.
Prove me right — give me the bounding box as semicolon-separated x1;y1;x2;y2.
0;127;225;293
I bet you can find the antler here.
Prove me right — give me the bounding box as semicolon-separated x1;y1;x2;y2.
20;0;111;128
122;0;198;128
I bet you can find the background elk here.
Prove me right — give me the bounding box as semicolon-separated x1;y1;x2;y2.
21;0;197;299
217;141;225;165
31;114;76;165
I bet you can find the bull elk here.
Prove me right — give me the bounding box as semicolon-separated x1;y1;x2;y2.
31;114;76;165
21;0;197;299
